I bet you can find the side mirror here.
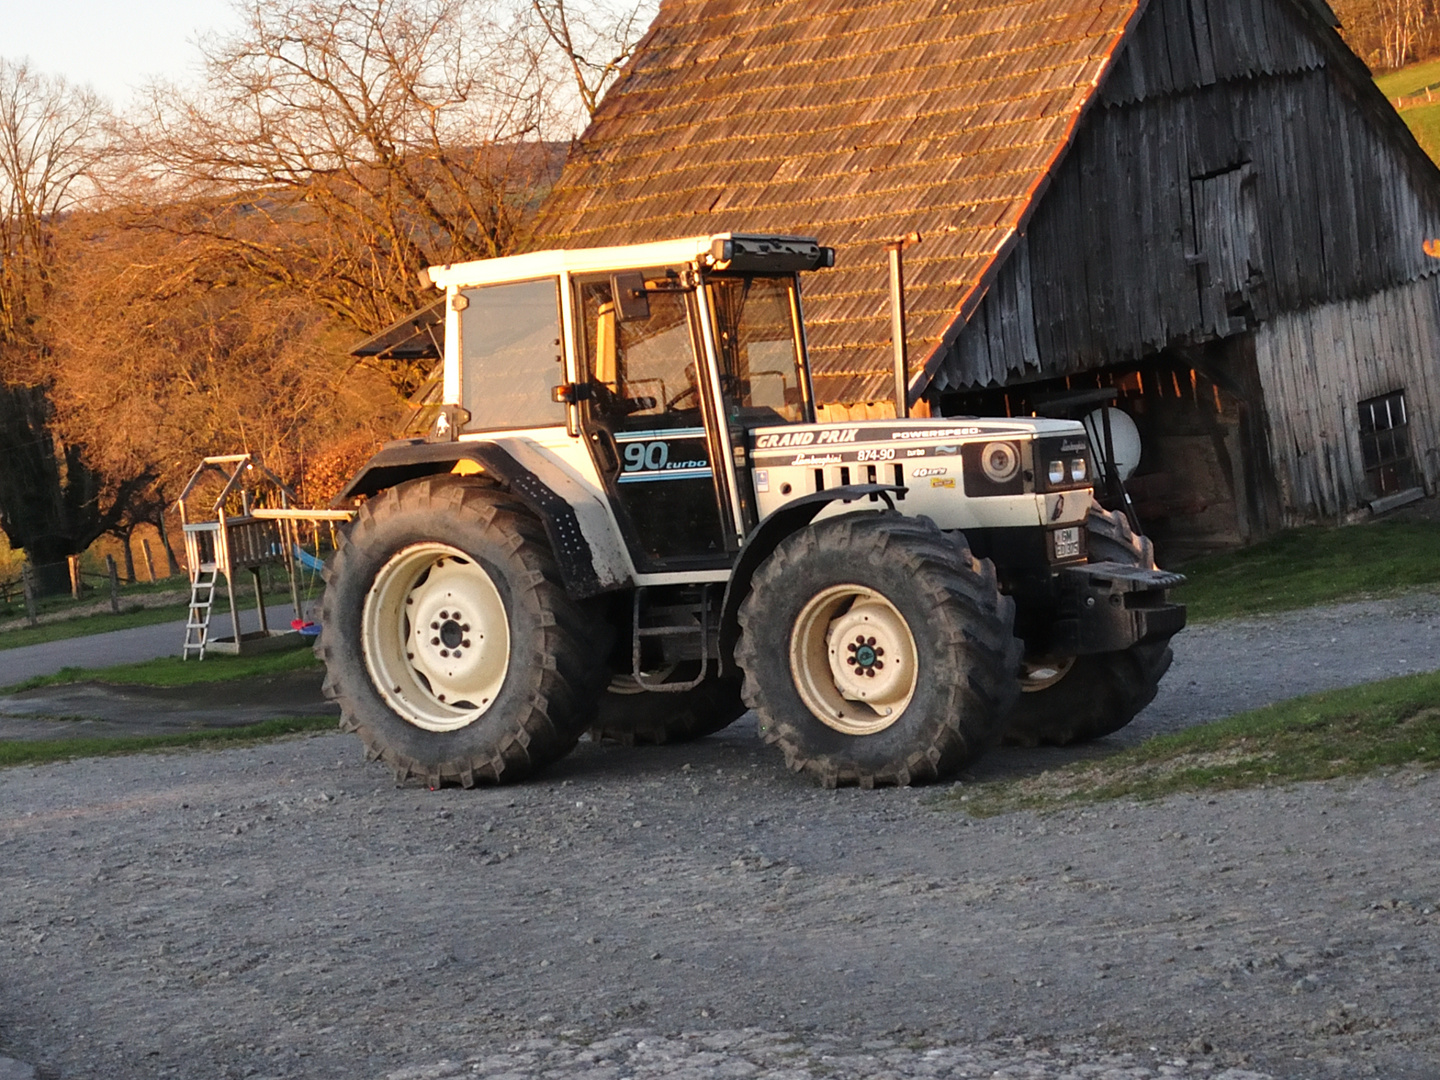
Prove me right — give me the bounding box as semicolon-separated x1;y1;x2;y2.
611;271;650;322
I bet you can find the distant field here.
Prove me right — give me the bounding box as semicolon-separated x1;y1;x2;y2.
1399;101;1440;160
1375;58;1440;100
1376;60;1440;164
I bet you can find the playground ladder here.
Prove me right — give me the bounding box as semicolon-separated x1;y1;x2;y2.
183;563;218;660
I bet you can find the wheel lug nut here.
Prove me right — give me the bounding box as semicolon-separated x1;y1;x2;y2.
431;637;440;645
462;639;471;648
440;649;449;658
430;622;439;630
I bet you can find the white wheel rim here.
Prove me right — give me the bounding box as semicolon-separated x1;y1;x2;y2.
362;542;510;732
789;584;919;736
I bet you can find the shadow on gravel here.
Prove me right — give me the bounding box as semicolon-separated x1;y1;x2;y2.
0;670;1138;788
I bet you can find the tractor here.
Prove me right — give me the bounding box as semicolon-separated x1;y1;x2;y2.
320;234;1185;787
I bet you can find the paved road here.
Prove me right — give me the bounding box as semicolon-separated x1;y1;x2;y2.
0;603;307;687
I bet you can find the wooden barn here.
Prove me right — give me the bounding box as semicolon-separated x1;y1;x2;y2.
536;0;1440;556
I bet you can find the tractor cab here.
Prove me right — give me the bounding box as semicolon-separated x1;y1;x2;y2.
423;234;833;574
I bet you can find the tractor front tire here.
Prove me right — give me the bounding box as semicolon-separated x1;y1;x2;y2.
1001;507;1176;747
736;513;1020;788
317;475;605;786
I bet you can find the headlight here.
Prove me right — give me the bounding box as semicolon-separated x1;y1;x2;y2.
982;441;1020;484
1048;460;1065;485
1070;458;1086;482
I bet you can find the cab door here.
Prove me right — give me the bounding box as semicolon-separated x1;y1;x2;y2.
573;272;733;573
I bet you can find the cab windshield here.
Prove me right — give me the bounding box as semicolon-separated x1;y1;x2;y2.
708;275;810;424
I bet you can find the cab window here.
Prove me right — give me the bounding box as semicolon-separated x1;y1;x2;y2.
458;278;565;430
576;271;701;429
708;275;808;424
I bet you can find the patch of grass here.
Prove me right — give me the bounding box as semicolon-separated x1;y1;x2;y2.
1172;518;1440;621
0;714;339;769
1397;100;1440;161
1375;58;1440;99
0;602;191;651
949;671;1440;817
3;647;321;694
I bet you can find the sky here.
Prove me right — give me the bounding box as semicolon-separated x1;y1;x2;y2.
2;0;242;106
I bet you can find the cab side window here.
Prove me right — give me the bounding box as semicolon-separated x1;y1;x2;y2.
459;278;565;430
577;274;699;428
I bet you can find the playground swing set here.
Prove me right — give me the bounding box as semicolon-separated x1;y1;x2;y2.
176;454;354;660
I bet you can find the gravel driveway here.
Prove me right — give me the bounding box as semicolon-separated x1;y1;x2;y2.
2;595;1439;1080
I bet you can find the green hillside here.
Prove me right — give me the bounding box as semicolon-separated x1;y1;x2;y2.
1375;58;1440;100
1399;100;1440;160
1377;60;1440;164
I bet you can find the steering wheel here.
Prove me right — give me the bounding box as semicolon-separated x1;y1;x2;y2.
665;374;740;412
591;381;656;417
665;384;701;411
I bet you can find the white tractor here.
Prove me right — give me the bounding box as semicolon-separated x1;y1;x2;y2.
321;234;1184;787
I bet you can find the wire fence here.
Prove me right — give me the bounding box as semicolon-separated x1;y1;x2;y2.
0;551;186;629
2;528;338;632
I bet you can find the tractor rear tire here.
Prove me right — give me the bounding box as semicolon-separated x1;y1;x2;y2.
590;667;747;745
317;475;606;786
735;513;1020;788
1001;506;1175;747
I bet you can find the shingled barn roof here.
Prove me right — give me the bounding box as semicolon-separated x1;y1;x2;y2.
535;0;1146;403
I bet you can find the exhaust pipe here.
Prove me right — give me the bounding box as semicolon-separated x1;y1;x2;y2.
886;233;921;420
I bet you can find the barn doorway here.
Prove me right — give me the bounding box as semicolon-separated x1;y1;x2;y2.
933;333;1281;561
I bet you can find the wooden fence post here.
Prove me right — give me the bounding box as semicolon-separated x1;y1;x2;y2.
21;563;38;628
68;555;82;600
106;555;120;614
141;538;157;583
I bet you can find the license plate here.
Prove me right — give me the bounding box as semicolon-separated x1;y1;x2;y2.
1053;526;1082;560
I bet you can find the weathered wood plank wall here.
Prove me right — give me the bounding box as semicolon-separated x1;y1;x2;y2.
932;0;1440;394
934;65;1440;391
1254;276;1440;520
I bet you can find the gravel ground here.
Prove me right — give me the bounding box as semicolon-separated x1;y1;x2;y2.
2;596;1440;1080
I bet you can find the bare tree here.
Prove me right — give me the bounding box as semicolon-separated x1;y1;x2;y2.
530;0;654;121
1333;0;1440;70
0;59;108;364
45;211;399;506
0;60;133;590
123;0;572;350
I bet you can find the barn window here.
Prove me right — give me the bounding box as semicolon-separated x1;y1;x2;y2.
1358;390;1415;497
